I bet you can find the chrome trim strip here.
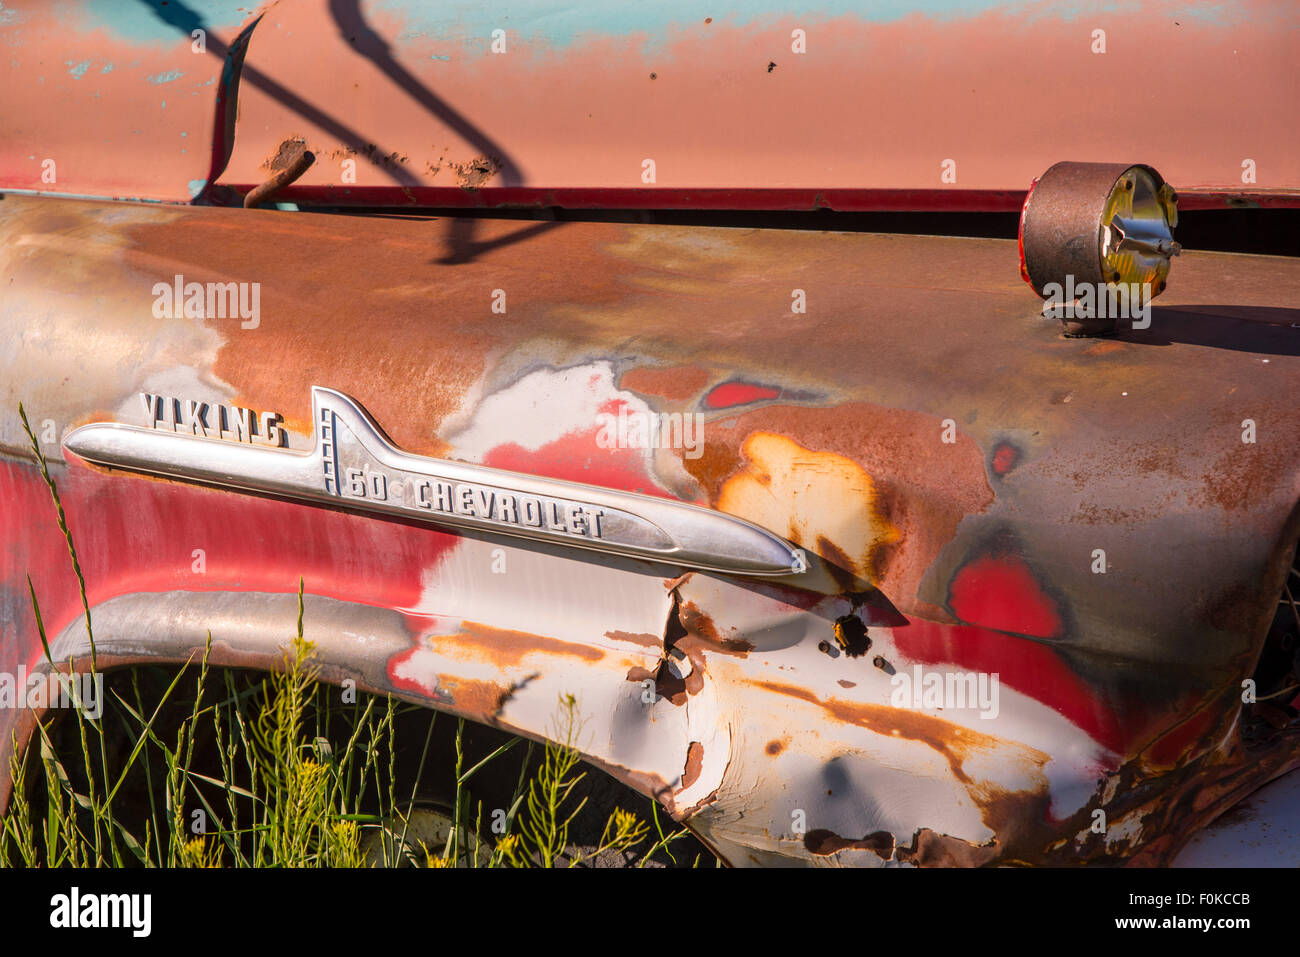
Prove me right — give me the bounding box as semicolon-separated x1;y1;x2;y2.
63;387;804;577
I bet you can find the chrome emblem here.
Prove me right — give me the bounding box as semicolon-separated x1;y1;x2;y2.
63;387;805;577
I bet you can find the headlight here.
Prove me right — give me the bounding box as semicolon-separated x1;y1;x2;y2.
1019;161;1180;336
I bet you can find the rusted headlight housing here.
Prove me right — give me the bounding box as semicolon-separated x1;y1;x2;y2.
1019;161;1180;335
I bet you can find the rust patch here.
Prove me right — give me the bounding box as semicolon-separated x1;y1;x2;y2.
680;439;745;505
836;679;857;688
682;741;704;789
817;535;862;593
605;629;661;649
1198;440;1290;513
333;143;410;171
679;599;752;654
619;364;710;401
895;828;998;867
192;207;622;450
765;739;787;756
677;650;706;697
452;155;502;189
442;676;512;719
431;622;604;668
263;136;308;171
756;679;1048;779
1081;340;1126;357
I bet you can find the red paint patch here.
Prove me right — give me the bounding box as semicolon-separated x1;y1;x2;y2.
991;442;1020;476
703;382;780;409
480;400;688;501
1144;702;1220;768
893;619;1130;757
948;555;1061;639
0;459;452;671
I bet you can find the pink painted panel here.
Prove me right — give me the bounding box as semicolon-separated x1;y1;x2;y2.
218;0;1300;207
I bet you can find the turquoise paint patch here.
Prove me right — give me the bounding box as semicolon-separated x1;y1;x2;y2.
147;70;183;84
180;131;188;137
100;63;114;74
51;0;251;45
430;54;450;59
188;178;207;198
66;59;92;79
374;0;1240;50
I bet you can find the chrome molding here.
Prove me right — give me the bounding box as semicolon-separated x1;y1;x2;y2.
63;387;805;577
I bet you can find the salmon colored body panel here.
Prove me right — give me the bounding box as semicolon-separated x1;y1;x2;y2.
2;1;1297;208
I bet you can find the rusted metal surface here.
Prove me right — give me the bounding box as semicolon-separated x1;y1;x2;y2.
1020;161;1181;335
1020;162;1161;295
243;141;316;208
2;1;1298;210
2;194;1299;863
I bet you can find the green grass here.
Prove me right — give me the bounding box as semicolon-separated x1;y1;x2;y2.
3;403;705;868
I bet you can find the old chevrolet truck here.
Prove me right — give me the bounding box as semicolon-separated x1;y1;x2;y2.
1;0;1298;866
